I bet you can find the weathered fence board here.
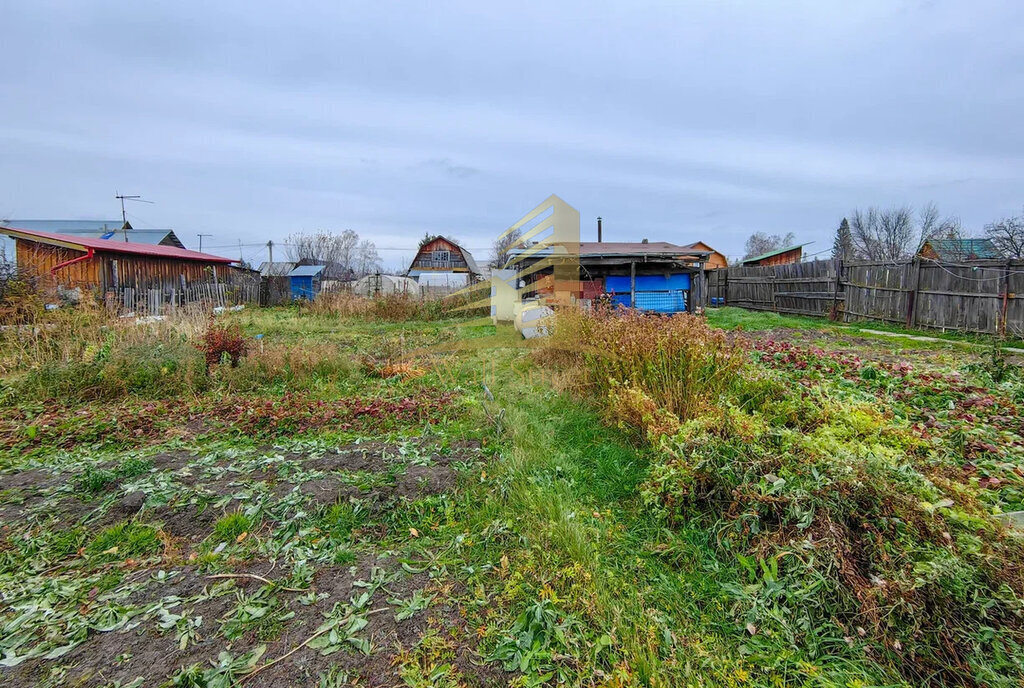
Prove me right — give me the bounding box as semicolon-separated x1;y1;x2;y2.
714;258;1023;336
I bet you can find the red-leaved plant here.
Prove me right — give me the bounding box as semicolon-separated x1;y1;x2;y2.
199;319;247;371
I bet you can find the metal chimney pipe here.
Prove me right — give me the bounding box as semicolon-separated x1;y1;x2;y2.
597;216;602;242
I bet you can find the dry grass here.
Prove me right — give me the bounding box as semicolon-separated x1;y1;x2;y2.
546;306;746;424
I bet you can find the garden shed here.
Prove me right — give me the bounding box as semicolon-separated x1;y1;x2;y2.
288;265;325;301
509;241;710;314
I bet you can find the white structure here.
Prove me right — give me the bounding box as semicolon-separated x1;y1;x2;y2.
350;274;419;296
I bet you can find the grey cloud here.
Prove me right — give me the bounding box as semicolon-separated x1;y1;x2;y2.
0;0;1021;259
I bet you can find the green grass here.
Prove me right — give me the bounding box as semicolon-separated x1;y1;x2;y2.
3;304;1022;687
87;522;162;561
706;306;836;332
211;511;256;542
708;305;1024;347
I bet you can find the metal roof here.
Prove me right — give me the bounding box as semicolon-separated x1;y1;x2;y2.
577;241;709;257
0;225;235;263
510;241;710;259
740;243;807;265
258;261;297;276
922;238;1002;261
3;221;184;248
288;265;326;277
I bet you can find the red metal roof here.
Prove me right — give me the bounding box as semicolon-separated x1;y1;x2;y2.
0;225;235;264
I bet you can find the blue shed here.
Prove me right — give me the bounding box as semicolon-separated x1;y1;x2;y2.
605;274;691;313
288;265;325;301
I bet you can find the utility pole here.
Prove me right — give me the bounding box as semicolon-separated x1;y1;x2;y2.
238;239;244;264
197;233;212;252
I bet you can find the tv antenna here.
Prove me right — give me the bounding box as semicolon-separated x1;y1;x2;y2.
114;192;154;229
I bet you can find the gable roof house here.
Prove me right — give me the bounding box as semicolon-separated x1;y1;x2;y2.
918;238;1002;262
406;236;481;287
683;241;728;269
0;225;241;307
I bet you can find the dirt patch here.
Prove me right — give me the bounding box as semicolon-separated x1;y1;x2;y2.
391;464;457;499
151;503;218;542
300;443;394;474
299;477;360;506
150;450;198;472
0;467;60;492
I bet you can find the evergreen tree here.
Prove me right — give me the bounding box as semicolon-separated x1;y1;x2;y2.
832;218;854;260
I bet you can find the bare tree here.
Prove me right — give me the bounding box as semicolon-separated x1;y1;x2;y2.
488;227;523;269
286;229;381;277
985;210;1024;259
848;203;960;261
742;231;795;260
918;202;964;251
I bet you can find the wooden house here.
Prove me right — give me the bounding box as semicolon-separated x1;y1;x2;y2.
0;225;246;309
918;238;1001;262
740;244;805;267
683;241;728;269
406;236;481;287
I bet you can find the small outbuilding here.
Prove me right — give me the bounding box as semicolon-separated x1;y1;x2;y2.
510;241;711;314
288;265;325;301
741;244;805;267
918;238;1002;262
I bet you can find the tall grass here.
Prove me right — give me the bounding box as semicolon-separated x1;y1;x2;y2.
548;306;746;424
0;309;361;403
305;291;487;322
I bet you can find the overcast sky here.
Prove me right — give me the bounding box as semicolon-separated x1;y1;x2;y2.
1;0;1022;268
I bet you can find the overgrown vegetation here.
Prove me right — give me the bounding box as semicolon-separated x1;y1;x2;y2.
544;307;1024;686
3;299;1023;687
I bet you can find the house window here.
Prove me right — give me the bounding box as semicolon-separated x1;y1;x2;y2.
432;250;450;262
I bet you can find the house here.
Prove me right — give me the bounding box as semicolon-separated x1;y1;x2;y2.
288;265;325;301
406;236;481;287
740;244;806;267
918;238;1002;262
0;225;238;298
683;241;728;269
3;220;185;247
510;241;711;313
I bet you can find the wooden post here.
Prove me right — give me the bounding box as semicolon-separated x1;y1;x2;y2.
629;262;636;309
1000;260;1011;338
830;258;842;321
905;258;922;329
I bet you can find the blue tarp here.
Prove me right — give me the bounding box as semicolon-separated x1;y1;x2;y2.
604;274;691;313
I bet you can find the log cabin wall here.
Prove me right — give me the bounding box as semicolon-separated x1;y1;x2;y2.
15;240;236;293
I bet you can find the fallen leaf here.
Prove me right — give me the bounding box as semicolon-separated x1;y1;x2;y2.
409;528;420;538
746;623;757;635
236;531;248;543
500;554;509;575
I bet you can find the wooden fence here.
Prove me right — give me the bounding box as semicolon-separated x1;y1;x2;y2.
710;258;1024;337
116;280;262;315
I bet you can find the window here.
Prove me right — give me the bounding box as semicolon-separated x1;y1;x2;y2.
432;250;450;262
